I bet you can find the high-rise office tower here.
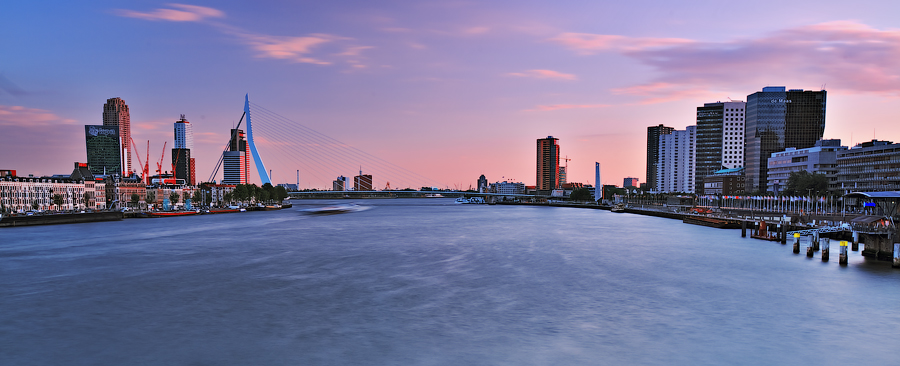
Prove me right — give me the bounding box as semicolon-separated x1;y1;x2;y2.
103;97;131;176
646;124;674;191
657;126;696;193
536;136;560;191
744;87;826;193
695;101;746;193
172;115;194;185
223;129;248;185
477;175;488;193
84;125;122;176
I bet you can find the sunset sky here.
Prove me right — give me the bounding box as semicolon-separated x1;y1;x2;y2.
2;1;899;189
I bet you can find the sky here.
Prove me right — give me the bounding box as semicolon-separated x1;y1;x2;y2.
2;0;900;189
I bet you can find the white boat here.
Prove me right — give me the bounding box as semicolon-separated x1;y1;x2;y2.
300;203;368;215
455;197;485;204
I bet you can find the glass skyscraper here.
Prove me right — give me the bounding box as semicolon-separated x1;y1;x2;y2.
84;125;121;176
744;87;826;193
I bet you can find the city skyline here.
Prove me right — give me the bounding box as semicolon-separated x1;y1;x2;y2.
2;1;900;188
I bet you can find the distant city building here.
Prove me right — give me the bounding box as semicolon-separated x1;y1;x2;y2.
594;162;601;200
102;97;131;176
695;101;746;193
223;129;248;185
85;125;121;176
702;167;745;195
0;170;16;177
333;176;348;191
623;177;638;188
536;136;560;191
744;87;826;193
354;174;373;191
558;166;567;185
490;181;525;195
172;115;195;185
646;124;674;191
657;126;696;193
278;183;299;191
835;140;900;194
477;175;488;193
766;139;846;194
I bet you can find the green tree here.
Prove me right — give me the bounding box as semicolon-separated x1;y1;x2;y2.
273;185;288;202
182;190;191;203
83;192;92;209
147;191;156;206
259;189;270;203
569;188;593;202
130;193;140;209
52;194;64;210
169;192;180;205
223;192;233;205
233;185;248;203
785;171;828;196
192;190;201;205
31;200;39;210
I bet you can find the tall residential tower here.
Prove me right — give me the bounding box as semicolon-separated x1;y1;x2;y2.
646;124;674;192
536;136;560;191
102;97;131;176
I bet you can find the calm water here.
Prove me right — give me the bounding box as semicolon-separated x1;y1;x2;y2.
2;199;899;365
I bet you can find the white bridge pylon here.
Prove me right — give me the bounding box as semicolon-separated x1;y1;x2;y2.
245;94;271;185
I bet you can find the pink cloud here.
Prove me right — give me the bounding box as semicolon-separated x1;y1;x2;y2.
0;105;76;126
525;104;610;112
552;21;900;102
507;69;577;81
115;4;224;22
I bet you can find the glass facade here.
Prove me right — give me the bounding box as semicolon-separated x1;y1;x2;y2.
646;125;674;191
745;87;825;193
85;125;121;176
695;103;724;193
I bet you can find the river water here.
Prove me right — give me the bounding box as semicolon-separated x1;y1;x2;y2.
2;198;899;365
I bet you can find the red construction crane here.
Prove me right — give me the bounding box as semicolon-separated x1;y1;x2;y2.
130;138;150;185
156;141;167;181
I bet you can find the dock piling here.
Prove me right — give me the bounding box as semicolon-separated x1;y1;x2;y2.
741;220;747;237
894;244;900;268
780;223;787;244
821;238;830;262
812;232;820;251
793;233;801;254
852;231;859;251
807;238;815;257
839;241;848;265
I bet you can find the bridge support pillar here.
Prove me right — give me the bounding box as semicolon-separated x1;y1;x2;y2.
894;243;900;268
821;238;829;262
780;223;787;244
793;234;801;254
741;220;746;237
812;232;820;251
852;231;859;251
839;241;849;265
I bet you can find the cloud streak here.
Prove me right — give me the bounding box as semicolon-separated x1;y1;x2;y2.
0;105;76;126
525;103;609;112
551;21;900;102
117;4;369;67
116;4;224;22
507;69;577;81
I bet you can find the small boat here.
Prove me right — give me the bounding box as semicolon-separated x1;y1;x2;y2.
146;210;200;218
455;197;485;204
611;203;627;213
300;203;368;215
206;208;244;214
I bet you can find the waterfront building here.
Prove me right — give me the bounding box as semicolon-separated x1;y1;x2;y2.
594;162;601;200
623;177;638;188
536;136;560;192
656;126;696;193
490;181;525;195
766;139;846;194
223;129;248;185
333;176;348;191
103;97;131;176
744;87;826;193
558;166;567;185
477;175;488;193
173;115;195;185
646;124;675;191
108;175;146;210
702;167;745;195
834;140;900;194
0;175;87;213
70;162;106;210
0;170;15;177
84;125;122;177
354;174;373;191
695;101;746;194
206;183;236;207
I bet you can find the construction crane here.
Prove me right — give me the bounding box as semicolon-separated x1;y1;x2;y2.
156;141;167;183
384;181;391;190
130;138;150;185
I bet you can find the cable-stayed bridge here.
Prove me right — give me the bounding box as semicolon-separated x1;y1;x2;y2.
211;95;448;191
